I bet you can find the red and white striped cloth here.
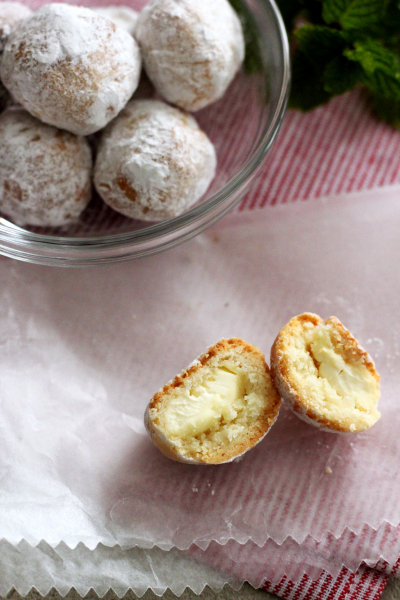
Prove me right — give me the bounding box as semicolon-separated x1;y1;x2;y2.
190;522;400;600
263;564;389;600
238;87;400;211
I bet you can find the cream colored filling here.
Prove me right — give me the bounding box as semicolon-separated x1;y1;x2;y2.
310;327;377;410
290;323;379;417
163;361;261;441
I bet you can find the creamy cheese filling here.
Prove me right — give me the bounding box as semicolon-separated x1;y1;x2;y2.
290;323;380;414
309;326;378;411
163;361;252;439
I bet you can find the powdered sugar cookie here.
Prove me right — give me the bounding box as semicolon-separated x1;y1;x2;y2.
91;6;139;36
94;99;217;221
270;313;381;433
1;3;141;135
145;339;282;464
0;2;32;110
0;108;92;227
0;2;32;50
136;0;244;111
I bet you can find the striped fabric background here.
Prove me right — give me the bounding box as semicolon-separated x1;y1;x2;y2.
263;565;389;600
189;522;400;599
238;88;400;211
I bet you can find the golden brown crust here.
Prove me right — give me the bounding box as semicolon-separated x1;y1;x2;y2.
146;338;282;464
150;338;266;411
270;313;380;433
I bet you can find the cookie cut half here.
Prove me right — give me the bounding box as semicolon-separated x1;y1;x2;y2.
145;339;282;464
270;313;381;433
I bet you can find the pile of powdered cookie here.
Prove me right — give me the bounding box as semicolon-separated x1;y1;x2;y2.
0;0;245;227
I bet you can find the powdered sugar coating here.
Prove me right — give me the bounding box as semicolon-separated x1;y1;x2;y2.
136;0;245;112
91;6;139;36
0;2;32;109
0;108;92;227
0;2;32;51
1;3;142;135
94;99;217;222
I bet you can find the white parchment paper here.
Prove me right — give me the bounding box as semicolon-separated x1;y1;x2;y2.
0;186;400;556
0;541;241;597
191;522;400;589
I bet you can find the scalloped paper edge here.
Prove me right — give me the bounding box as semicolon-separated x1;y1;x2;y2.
0;520;399;597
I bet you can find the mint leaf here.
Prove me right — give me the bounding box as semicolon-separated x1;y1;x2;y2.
292;26;355;103
289;52;332;110
295;24;347;65
322;0;349;23
362;69;400;99
274;0;400;127
323;55;362;94
370;94;400;127
345;40;400;100
322;0;386;30
369;0;400;37
345;40;400;75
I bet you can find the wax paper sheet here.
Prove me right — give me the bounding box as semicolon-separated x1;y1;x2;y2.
0;528;394;598
0;541;242;597
2;526;397;597
0;185;400;555
191;522;400;589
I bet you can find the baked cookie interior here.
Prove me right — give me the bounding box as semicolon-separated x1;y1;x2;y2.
271;314;381;432
146;339;281;464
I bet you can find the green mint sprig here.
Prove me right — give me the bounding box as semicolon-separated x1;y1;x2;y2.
229;0;400;127
278;0;400;127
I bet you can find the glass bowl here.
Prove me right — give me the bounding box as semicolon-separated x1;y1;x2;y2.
0;0;290;266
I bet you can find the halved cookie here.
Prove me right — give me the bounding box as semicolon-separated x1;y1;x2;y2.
270;313;381;433
145;338;282;464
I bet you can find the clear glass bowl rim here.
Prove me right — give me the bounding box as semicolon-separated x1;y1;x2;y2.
0;0;290;265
